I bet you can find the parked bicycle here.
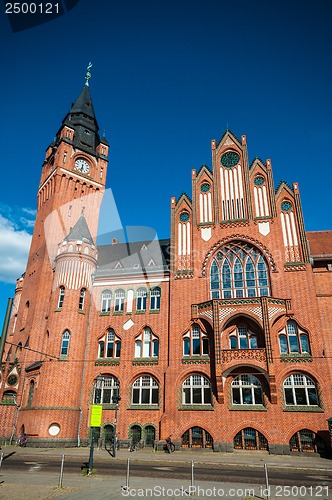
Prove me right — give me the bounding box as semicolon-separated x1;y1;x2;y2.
165;436;175;453
17;433;28;447
130;439;144;452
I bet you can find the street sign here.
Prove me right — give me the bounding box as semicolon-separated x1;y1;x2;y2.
90;404;102;427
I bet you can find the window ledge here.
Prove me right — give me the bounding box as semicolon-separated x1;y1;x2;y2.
132;358;158;366
283;406;324;412
95;359;120;366
95;403;117;410
78;309;85;314
113;311;124;315
280;354;312;362
128;405;160;410
149;310;160;314
230;405;267;411
54;308;62;312
100;312;110;316
135;310;146;314
182;356;210;364
178;405;214;411
59;356;68;361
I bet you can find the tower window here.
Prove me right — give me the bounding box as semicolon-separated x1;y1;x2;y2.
58;286;65;309
79;288;86;310
60;330;70;357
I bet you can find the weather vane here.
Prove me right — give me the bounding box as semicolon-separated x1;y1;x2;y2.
85;62;93;86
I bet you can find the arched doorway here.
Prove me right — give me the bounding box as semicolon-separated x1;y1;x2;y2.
181;426;213;448
130;424;142;446
104;424;114;449
290;429;326;453
144;425;156;447
234;427;268;450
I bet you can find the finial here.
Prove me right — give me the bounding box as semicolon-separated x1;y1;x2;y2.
85;62;93;86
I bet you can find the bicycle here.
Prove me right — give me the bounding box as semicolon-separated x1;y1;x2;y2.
130;439;144;452
165;437;175;453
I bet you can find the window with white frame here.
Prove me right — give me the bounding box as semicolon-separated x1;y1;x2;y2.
114;289;125;312
183;324;209;356
210;242;270;299
98;329;121;359
79;288;86;310
101;290;112;313
93;375;119;404
137;288;147;311
58;286;65;308
132;375;159;405
135;327;159;358
150;287;161;311
283;374;319;406
229;323;258;349
231;374;263;405
182;374;212;405
60;330;70;356
279;321;311;355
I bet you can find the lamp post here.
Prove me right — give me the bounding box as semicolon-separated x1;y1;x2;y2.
112;390;121;457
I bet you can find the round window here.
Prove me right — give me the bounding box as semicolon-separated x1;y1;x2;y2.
254;176;265;186
200;183;210;193
48;423;60;436
220;151;240;168
281;201;292;211
179;212;190;222
7;375;18;386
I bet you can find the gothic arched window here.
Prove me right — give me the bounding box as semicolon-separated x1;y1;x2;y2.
135;327;159;358
210;242;270;299
183;324;209;356
229;323;258;349
279;321;311;355
98;329;121;359
60;330;70;356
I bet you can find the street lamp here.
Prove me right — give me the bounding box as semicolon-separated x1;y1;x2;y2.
112;389;121;457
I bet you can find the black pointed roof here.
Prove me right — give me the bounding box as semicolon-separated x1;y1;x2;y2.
57;83;103;155
65;212;94;245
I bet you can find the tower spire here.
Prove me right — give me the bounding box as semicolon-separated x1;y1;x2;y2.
85;62;92;86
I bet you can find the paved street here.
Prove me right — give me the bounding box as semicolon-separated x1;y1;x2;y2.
0;445;331;499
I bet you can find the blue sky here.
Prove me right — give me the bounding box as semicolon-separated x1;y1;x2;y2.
0;0;331;326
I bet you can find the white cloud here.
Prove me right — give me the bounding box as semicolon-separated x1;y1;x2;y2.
0;214;31;283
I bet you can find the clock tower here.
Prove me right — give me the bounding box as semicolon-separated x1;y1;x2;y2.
4;68;109;439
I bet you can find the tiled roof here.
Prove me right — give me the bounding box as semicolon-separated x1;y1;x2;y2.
307;231;332;258
95;238;170;278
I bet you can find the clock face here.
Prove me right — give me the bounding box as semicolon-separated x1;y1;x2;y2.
75;158;90;174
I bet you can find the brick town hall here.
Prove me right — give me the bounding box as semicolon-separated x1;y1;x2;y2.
1;73;332;455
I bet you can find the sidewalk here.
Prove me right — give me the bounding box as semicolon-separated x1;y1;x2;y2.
0;445;331;499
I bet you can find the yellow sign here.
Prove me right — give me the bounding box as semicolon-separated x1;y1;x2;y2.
90;405;102;427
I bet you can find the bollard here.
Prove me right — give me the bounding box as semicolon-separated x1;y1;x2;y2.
0;452;3;468
264;463;270;500
58;454;65;488
122;457;130;492
190;460;194;496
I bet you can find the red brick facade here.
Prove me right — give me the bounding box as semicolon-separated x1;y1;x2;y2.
1;83;332;454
